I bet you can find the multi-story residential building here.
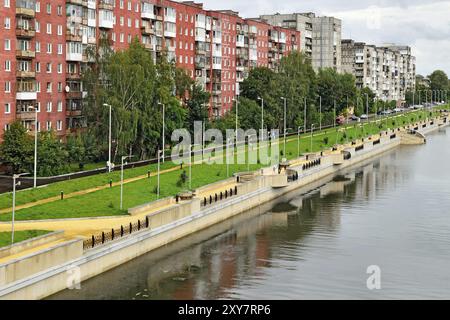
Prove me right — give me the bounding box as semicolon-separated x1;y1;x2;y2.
0;0;301;138
341;39;416;102
260;12;341;72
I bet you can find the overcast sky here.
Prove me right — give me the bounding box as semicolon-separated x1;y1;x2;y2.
201;0;450;77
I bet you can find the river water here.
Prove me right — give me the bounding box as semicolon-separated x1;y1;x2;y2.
51;127;450;300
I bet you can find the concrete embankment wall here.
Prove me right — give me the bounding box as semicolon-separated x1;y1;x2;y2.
0;117;447;300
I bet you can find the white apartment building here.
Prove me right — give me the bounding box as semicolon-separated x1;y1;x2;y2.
341;39;416;102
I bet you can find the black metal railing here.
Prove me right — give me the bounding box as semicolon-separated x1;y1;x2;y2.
202;186;238;207
302;158;321;171
83;217;150;250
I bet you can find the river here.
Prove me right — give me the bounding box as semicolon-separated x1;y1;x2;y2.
50;127;450;300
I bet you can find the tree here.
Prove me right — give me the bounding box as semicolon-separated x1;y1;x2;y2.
278;51;318;130
429;70;449;91
36;131;69;176
0;121;34;174
185;84;210;134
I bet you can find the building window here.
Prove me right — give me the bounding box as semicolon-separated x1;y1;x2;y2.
47;43;52;54
4;17;10;29
4;60;10;72
46;102;52;112
4;0;10;8
46;82;52;93
46;23;52;34
4;39;10;51
57;120;62;131
46;121;51;131
57;101;63;112
5;81;11;93
46;63;52;73
46;3;51;14
5;103;11;114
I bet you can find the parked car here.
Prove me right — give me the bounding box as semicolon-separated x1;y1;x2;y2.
351;115;360;122
360;114;368;120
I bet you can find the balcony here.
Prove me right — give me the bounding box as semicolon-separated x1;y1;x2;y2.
16;7;35;18
16;110;36;121
66;109;83;117
16;91;37;100
66;73;81;80
16;50;35;59
16;70;36;78
16;28;35;38
66;32;82;42
66;91;83;99
144;43;156;51
164;30;176;38
98;0;113;10
142;11;156;20
67;0;83;5
141;25;154;35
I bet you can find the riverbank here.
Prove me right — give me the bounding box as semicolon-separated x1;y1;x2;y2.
0;113;448;299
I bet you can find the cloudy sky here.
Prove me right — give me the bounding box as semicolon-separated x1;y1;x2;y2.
202;0;450;77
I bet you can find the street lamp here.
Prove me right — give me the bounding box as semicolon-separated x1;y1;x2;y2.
365;93;369;124
103;103;113;172
333;100;337;128
310;124;316;152
158;102;165;163
120;155;133;210
11;172;29;244
157;149;162;199
319;96;322;131
280;97;287;156
27;105;38;188
304;97;307;130
257;97;264;141
297;125;303;157
232;96;239;141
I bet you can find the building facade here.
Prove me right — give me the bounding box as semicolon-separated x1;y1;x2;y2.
0;0;301;139
260;12;341;73
341;39;416;101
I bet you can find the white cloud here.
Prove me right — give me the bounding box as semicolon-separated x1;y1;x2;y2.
202;0;450;77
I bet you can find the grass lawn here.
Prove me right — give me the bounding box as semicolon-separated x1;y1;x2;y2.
0;107;446;221
0;230;51;248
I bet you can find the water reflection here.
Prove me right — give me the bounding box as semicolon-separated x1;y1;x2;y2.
51;128;450;300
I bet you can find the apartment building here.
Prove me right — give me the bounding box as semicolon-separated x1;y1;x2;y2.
260;12;341;73
341;39;416;101
0;1;301;137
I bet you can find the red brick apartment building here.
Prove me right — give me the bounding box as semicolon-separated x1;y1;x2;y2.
0;0;300;139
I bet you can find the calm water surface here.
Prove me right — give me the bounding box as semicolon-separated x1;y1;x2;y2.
51;127;450;299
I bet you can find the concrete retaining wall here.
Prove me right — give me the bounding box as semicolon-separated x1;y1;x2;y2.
0;231;64;259
0;238;83;287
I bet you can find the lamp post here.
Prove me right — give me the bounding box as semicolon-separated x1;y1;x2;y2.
297;126;303;157
304;97;307;130
365;93;369;124
157;149;162;199
158;102;165;163
103;103;113;172
28;105;38;188
120;155;132;210
281;97;287;156
257;97;264;141
11;173;29;244
233;96;239;141
333;100;336;128
319;96;322;131
310;124;315;152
